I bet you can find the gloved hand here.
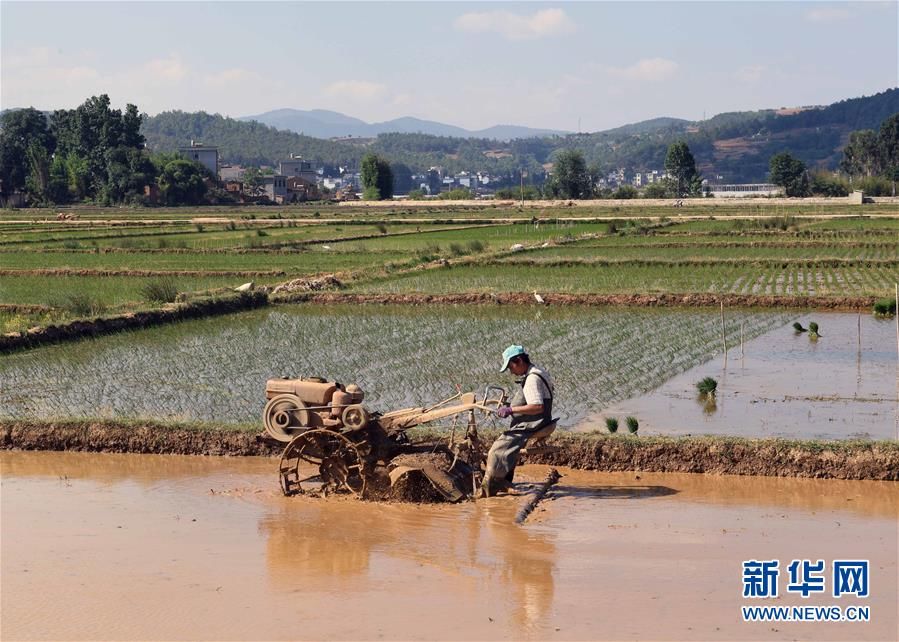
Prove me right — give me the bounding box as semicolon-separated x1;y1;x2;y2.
496;405;513;418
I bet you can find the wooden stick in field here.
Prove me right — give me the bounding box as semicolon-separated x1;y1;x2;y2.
720;301;727;358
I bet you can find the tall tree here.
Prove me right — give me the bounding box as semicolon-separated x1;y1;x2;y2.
877;113;899;195
51;94;146;200
546;149;592;199
769;152;810;197
0;108;55;195
664;141;701;197
361;153;393;199
839;129;879;178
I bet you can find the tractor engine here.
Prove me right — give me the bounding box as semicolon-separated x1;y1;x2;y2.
263;377;368;442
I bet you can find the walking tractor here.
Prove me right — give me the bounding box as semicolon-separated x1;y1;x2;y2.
263;376;558;501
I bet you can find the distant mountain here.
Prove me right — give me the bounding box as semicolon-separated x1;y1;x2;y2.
239;108;568;140
139;88;898;183
599;117;692;137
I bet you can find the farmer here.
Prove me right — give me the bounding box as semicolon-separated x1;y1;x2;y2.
481;345;555;497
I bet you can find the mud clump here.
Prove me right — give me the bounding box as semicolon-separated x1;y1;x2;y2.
271;275;343;295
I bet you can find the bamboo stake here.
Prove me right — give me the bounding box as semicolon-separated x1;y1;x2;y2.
895;283;898;362
740;321;744;358
857;311;861;350
720;301;727;358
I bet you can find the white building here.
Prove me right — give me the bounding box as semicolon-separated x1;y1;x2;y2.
178;141;218;175
709;183;783;198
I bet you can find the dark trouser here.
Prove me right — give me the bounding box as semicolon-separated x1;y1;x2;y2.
485;425;540;486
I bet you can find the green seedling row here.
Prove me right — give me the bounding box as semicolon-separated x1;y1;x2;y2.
0;305;791;426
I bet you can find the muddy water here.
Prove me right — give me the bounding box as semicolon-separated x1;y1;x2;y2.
593;313;899;440
2;451;896;641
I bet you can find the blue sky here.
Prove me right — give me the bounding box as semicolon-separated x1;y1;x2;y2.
2;1;896;132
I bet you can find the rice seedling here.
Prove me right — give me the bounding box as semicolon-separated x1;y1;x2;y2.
0;306;791;426
605;417;619;433
625;416;639;434
696;377;717;397
873;297;896;316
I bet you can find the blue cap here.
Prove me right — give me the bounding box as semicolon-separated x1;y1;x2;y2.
500;345;526;372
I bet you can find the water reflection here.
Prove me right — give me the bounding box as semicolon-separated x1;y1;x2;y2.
259;494;559;638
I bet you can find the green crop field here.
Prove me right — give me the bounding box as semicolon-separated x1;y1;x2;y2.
0;274;284;308
351;262;897;297
0;248;408;273
0;304;791;426
2;205;897;335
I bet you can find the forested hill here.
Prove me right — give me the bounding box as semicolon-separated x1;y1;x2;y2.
141;88;899;182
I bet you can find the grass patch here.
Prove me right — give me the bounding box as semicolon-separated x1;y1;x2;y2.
140;279;179;304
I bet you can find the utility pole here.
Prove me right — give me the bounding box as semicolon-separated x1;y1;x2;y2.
520;169;526;207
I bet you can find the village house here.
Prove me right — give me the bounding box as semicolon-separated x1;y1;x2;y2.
279;155;318;184
178;141;218;175
285;176;321;202
262;175;288;203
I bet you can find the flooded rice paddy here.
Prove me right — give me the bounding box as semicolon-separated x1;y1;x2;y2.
0;304;792;431
2;450;896;641
598;313;899;440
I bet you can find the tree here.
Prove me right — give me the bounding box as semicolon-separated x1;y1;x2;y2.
612;185;638;199
391;162;413;194
642;182;670;199
243;167;265;191
809;171;849;197
0;108;55;195
878;113;899;195
546;149;592;199
664;141;701;197
158;159;207;205
769;152;810;197
51;94;147;201
360;153;393;199
426;169;441;195
840;130;879;178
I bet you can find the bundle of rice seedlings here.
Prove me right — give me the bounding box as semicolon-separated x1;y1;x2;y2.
696;376;717;397
625;416;639;434
605;417;619;434
873;297;896;317
808;321;821;339
792;322;807;333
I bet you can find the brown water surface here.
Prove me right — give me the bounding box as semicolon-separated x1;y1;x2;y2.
2;451;896;641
